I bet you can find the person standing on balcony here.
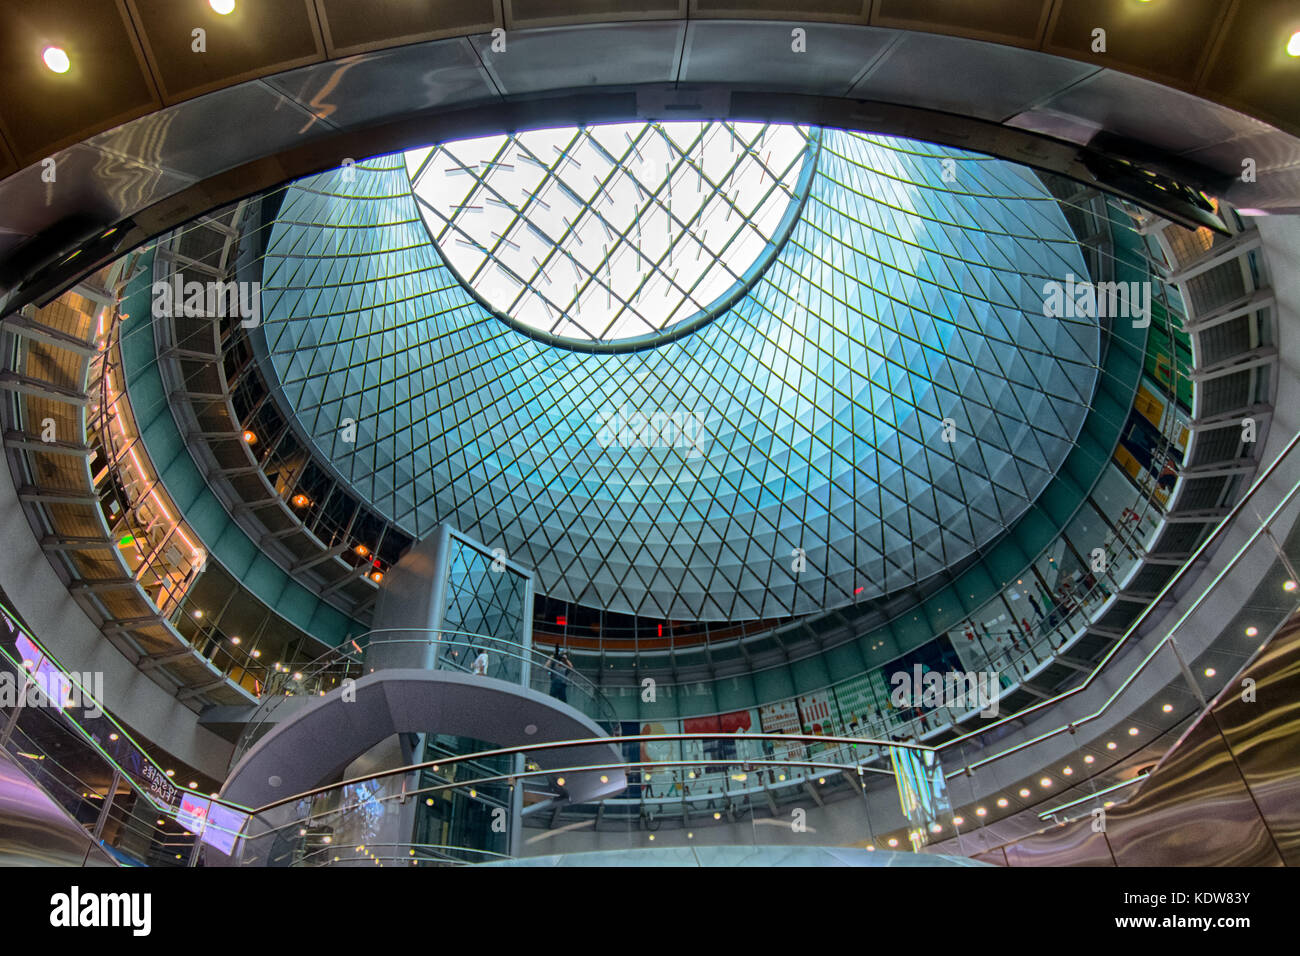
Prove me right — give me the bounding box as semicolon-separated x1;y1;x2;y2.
472;647;489;676
547;646;573;702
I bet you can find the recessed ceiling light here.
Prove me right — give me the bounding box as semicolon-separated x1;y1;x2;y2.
556;777;565;787
1084;755;1095;764
818;777;825;785
1128;727;1139;736
242;429;257;444
887;838;898;847
1039;777;1052;788
42;47;70;74
599;775;608;783
1062;767;1073;776
1284;580;1297;592
209;0;236;13
1162;703;1172;713
1289;31;1300;57
1019;788;1030;797
109;733;118;741
648;834;655;841
1204;667;1216;677
976;807;987;817
997;797;1008;807
1245;626;1258;637
1106;741;1117;750
953;816;964;825
713;812;721;820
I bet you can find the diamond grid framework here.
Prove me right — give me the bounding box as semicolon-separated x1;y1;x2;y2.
259;124;1101;621
406;121;813;344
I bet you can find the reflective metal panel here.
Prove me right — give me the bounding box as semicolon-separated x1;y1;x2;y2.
0;750;115;867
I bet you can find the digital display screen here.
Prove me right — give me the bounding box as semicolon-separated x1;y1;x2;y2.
201;802;249;856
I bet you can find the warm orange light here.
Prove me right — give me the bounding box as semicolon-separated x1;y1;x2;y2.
291;493;310;508
242;430;257;444
354;544;370;557
371;571;384;583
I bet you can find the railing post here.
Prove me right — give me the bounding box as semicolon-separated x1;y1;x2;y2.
509;752;524;857
92;769;122;843
0;671;33;748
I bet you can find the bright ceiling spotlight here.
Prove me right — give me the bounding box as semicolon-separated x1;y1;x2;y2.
1283;580;1297;592
291;493;310;508
1204;667;1216;678
1162;703;1172;713
997;798;1008;807
209;0;236;14
1245;626;1258;637
42;47;71;74
1288;31;1300;57
242;429;257;444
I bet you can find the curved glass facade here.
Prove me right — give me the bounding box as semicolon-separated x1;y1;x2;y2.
259;127;1099;621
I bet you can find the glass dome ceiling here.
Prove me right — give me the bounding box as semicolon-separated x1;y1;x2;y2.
258;124;1101;621
406;122;816;347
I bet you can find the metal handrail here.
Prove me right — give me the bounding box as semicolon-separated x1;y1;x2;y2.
231;628;617;766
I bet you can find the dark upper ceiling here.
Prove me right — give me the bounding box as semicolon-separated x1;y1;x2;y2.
1;0;1299;316
0;0;1298;173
